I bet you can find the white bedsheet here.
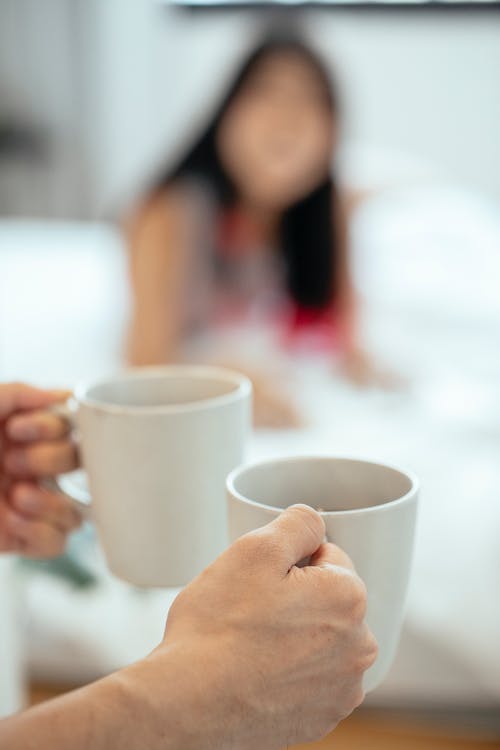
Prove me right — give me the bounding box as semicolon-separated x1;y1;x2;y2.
1;184;499;709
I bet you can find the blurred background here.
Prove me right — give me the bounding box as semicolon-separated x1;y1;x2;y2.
1;0;500;747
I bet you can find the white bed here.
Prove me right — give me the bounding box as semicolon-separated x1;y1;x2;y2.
1;183;499;714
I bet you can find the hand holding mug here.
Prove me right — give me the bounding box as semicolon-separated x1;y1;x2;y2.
227;456;419;692
131;505;377;750
0;383;81;558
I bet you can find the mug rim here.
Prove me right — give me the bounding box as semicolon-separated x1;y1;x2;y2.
226;454;419;517
74;365;252;415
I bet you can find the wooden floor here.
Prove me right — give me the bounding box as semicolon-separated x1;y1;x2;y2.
30;684;500;749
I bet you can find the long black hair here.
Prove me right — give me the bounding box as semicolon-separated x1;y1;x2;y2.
153;32;339;310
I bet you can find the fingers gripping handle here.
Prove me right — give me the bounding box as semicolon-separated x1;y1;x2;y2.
42;401;92;520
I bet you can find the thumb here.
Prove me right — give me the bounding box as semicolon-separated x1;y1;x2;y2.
265;504;325;572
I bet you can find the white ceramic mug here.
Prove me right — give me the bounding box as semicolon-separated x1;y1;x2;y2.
226;456;418;692
53;365;252;587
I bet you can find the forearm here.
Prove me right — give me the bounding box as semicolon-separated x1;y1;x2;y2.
0;653;234;750
126;306;181;366
125;190;193;368
0;669;150;750
335;294;358;354
0;653;216;750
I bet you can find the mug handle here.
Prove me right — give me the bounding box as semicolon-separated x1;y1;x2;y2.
41;401;92;520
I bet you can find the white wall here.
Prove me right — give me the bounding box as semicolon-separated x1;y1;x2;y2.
83;2;500;214
84;1;254;214
0;0;85;216
2;2;499;216
311;12;500;196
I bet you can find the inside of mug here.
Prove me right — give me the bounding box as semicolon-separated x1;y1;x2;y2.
85;371;240;408
232;457;413;512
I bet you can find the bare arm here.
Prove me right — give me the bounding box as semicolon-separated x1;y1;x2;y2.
334;193;404;388
334;192;359;354
0;656;200;750
125;189;195;366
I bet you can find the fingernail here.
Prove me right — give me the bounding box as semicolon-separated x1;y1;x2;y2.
7;419;39;441
48;389;70;401
5;452;27;473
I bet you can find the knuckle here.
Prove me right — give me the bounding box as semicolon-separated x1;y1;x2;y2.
326;541;352;565
353;650;375;676
326;569;367;623
351;684;366;710
351;630;378;675
345;575;368;623
366;633;379;665
232;531;258;558
233;528;280;566
315;570;341;600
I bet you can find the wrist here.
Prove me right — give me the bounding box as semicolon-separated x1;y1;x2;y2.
111;641;241;750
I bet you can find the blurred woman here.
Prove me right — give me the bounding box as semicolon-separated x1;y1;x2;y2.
125;33;379;425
